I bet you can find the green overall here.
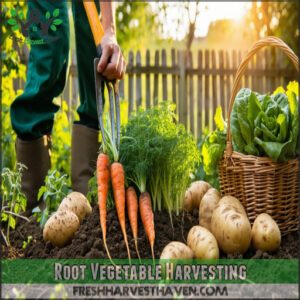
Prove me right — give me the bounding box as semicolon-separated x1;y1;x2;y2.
10;0;100;140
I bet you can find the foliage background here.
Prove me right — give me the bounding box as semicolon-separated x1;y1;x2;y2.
1;1;299;175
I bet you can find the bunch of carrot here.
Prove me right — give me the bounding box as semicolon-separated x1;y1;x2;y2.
97;153;155;261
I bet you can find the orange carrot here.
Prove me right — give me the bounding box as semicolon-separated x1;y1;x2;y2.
97;153;112;260
126;187;141;260
111;162;131;260
139;192;155;259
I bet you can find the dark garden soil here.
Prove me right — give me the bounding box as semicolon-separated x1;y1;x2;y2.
2;206;299;259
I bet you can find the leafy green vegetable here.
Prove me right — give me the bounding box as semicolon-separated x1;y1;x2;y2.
34;170;70;228
196;106;227;188
1;163;29;246
231;81;299;162
120;102;199;215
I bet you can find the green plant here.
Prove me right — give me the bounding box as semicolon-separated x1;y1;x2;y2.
120;102;199;216
195;107;227;189
231;81;299;162
22;235;32;249
1;2;27;170
1;163;29;246
34;169;69;228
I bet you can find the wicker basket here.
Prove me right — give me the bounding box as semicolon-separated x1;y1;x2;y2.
219;36;299;234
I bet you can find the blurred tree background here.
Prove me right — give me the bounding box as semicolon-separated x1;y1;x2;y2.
1;1;299;172
115;0;158;53
245;1;299;53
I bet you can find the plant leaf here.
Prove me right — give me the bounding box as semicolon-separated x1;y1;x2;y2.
53;18;62;25
46;11;51;19
38;186;46;200
12;25;20;31
8;215;16;229
10;8;16;17
50;25;57;31
7;19;16;25
214;106;226;131
53;8;60;17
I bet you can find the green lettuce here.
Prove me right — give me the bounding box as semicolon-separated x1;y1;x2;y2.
230;81;299;162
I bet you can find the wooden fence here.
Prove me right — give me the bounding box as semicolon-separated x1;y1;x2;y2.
17;48;297;138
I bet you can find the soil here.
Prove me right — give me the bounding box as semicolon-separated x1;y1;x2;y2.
1;206;299;259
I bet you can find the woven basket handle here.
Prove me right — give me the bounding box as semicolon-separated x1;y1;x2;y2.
226;36;299;156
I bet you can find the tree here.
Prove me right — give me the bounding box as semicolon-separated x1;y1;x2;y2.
115;1;158;53
155;2;203;51
245;1;299;52
1;2;28;170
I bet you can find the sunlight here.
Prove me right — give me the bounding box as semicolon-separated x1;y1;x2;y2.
151;2;249;39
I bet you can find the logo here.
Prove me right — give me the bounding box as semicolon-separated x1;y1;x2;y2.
7;8;63;45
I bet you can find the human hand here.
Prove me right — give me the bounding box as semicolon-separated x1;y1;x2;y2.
97;32;126;80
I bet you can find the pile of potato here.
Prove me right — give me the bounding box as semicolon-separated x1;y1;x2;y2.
43;192;92;247
161;181;281;259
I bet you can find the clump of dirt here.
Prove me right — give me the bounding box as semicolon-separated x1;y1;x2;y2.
3;206;299;259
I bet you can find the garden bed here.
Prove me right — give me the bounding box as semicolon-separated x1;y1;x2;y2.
2;205;299;259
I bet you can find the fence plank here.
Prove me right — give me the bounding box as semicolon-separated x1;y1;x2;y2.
136;51;142;108
197;50;203;137
51;49;296;131
153;50;159;105
268;48;276;92
218;50;226;117
178;51;187;126
244;50;250;89
162;49;167;101
146;49;151;108
187;51;194;134
128;51;134;116
225;50;231;119
211;50;217;129
171;49;177;107
238;51;243;87
119;79;124;100
232;49;238;94
256;51;263;92
204;50;210;130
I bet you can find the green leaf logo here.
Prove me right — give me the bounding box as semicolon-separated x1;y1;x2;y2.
53;8;60;17
46;11;51;19
12;25;20;31
7;18;16;25
50;24;57;31
10;8;16;17
53;18;62;25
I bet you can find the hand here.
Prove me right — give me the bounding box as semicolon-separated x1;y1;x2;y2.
97;33;126;80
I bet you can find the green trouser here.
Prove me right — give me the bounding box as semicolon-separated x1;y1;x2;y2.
10;0;100;140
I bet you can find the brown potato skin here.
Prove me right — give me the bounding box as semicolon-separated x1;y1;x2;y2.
187;225;219;259
251;213;281;252
58;192;92;223
199;188;221;231
43;210;80;247
218;196;247;216
160;242;194;259
184;181;211;212
211;204;251;254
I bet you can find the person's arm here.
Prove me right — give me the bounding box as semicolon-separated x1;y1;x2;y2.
97;1;125;80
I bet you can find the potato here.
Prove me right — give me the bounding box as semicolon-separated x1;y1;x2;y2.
211;205;251;254
43;210;80;247
251;213;281;252
58;191;92;223
187;226;219;259
199;188;221;231
184;181;211;212
160;242;194;259
218;196;247;216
